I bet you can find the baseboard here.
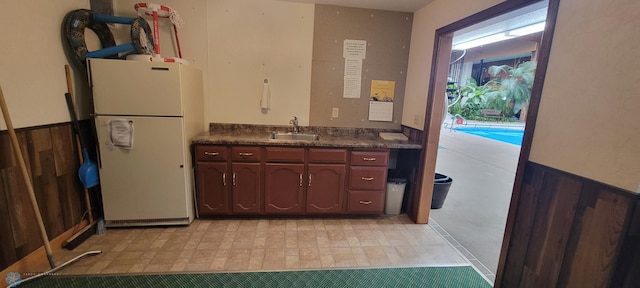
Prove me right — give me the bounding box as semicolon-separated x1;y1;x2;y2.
1;220;89;277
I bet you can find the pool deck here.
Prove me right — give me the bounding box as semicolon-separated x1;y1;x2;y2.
430;121;523;281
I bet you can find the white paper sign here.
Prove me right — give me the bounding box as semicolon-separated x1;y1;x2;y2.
343;39;366;98
108;119;134;149
344;59;363;76
343;75;362;98
368;101;393;121
343;39;367;59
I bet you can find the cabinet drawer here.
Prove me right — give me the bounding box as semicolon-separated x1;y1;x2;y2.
195;145;228;162
265;147;305;163
231;147;262;162
349;166;387;190
308;148;347;164
350;150;389;166
347;190;384;214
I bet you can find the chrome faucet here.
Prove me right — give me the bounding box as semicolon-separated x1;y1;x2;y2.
289;116;300;133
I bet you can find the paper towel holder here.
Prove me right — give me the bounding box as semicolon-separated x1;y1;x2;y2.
261;78;270;112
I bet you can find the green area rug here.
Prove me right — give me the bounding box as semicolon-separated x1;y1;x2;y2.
20;266;490;288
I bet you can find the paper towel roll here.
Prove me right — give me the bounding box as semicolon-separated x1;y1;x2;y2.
261;79;270;109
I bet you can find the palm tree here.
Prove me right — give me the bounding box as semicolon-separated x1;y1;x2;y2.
486;61;537;121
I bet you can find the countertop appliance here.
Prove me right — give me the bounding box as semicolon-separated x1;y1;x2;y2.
88;58;203;227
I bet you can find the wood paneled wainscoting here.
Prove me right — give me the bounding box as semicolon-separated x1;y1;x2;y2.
0;123;87;271
499;161;640;288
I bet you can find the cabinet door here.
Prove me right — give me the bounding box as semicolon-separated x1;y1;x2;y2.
196;162;229;215
265;164;305;214
231;163;262;214
307;164;346;214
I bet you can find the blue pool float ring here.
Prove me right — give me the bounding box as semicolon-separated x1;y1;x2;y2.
64;9;154;66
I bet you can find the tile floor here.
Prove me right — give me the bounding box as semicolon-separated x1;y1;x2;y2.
54;215;470;276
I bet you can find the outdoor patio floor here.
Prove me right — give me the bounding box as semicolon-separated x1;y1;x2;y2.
431;122;523;281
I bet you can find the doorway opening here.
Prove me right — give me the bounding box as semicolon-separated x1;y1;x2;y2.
425;0;549;283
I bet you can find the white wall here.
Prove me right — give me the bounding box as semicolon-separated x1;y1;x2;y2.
113;0;314;127
0;1;91;129
529;0;640;192
207;0;314;126
402;0;505;130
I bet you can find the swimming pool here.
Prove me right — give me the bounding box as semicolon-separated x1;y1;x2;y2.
454;126;524;146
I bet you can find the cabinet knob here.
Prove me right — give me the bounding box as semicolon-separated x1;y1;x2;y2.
363;157;376;161
204;152;220;156
359;201;372;205
361;177;374;181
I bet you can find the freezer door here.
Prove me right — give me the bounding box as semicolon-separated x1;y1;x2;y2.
95;116;192;222
89;59;184;116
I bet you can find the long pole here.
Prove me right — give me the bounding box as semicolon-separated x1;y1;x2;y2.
65;65;94;223
0;85;55;269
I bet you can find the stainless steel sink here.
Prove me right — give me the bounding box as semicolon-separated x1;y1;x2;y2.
270;133;320;141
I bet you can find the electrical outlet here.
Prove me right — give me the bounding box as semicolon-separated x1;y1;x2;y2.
332;108;339;118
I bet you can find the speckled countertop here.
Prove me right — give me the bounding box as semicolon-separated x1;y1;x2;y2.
192;124;422;149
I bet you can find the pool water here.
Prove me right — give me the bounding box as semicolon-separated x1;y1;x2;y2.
455;126;524;146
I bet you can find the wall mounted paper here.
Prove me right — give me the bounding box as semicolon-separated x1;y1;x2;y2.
344;59;363;76
261;79;270;110
343;40;366;98
368;101;393;122
344;75;362;98
370;80;395;102
107;119;134;149
343;39;367;59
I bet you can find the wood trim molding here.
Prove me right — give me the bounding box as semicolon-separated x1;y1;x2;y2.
495;0;561;285
414;0;551;224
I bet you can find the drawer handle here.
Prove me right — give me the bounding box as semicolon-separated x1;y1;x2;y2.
204;152;220;156
361;177;374;181
359;201;372;205
363;157;376;161
238;152;254;157
223;173;227;186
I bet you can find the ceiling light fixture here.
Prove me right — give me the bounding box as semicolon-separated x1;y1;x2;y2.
452;21;546;50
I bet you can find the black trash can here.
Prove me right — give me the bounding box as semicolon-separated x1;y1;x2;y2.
432;173;453;209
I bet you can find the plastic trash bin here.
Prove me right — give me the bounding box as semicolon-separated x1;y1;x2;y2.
385;178;407;215
432;173;453;209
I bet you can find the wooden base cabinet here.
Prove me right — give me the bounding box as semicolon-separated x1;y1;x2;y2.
195;145;388;217
307;164;346;214
347;149;389;214
265;164;305;214
196;162;229;215
306;148;348;214
231;163;261;214
195;146;262;216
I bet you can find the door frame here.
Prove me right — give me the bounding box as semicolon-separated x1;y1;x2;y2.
411;0;561;285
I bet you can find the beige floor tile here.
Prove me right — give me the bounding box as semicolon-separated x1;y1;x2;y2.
207;257;226;270
285;255;300;269
299;248;320;260
53;215;469;276
101;264;134;274
320;255;336;267
248;257;264;270
299;259;322;269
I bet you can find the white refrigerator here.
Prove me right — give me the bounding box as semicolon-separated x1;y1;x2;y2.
88;58;203;227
